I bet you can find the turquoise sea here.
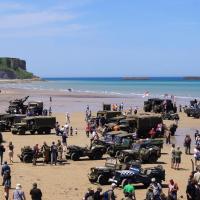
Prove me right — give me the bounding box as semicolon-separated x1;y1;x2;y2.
1;77;199;100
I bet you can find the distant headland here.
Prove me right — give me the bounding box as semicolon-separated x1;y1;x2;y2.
122;77;150;80
183;76;200;80
0;57;39;80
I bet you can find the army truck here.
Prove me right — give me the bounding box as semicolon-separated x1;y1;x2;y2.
97;111;122;124
27;101;43;116
7;96;29;114
119;114;163;138
11;116;56;135
144;98;175;113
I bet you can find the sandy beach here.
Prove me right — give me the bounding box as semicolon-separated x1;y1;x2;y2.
0;88;199;200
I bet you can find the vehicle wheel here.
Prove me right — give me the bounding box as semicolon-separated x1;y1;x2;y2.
30;130;35;134
71;153;80;161
92;151;103;160
149;154;158;163
37;129;43;134
187;113;190;117
115;151;121;157
19;128;25;135
12;130;18;135
23;155;32;163
107;147;115;157
98;175;108;185
124;156;132;163
122;179;128;188
45;129;51;134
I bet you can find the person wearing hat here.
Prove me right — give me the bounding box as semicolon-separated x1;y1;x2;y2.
30;183;42;200
149;178;162;200
13;183;26;200
145;185;154;200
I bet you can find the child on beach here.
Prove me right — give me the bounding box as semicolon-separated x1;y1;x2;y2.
75;128;78;135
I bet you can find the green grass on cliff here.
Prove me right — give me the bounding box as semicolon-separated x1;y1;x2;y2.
0;58;34;79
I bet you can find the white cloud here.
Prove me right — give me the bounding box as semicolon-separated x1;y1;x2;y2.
0;1;87;37
0;24;85;38
0;11;74;29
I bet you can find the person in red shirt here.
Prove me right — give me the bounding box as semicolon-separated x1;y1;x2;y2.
149;128;156;138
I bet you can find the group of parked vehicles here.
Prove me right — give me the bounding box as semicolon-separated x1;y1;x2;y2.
0;96;56;136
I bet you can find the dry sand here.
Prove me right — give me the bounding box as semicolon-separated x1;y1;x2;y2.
0;88;199;200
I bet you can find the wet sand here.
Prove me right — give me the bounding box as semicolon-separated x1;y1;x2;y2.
0;88;199;200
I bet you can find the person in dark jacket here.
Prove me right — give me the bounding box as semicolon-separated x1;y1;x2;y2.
0;144;5;165
30;183;42;200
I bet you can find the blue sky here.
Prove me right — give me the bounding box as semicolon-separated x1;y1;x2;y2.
0;0;199;77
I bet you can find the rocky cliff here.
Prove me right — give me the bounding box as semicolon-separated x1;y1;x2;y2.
0;57;35;79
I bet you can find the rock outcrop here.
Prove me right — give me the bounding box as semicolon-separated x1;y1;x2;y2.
0;57;35;79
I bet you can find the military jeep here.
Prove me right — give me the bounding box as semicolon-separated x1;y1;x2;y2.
109;164;165;188
0;114;26;131
18;146;43;163
11;116;56;135
118;140;162;163
66;144;106;161
88;158;140;185
106;132;134;157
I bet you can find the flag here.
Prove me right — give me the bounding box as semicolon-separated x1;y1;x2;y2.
143;91;149;98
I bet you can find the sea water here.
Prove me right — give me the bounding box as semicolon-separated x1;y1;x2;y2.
1;77;199;100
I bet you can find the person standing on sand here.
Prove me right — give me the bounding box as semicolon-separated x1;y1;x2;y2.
0;144;5;165
8;142;14;163
41;142;50;164
168;179;179;200
13;184;26;200
165;129;171;144
149;178;162;200
66;112;70;123
57;140;63;163
50;142;57;165
171;144;176;169
184;135;192;154
174;147;182;170
30;183;42;200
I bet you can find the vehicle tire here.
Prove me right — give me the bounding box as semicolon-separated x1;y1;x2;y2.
124;156;132;163
71;153;80;161
92;151;103;160
98;175;108;185
149;154;158;163
12;130;18;135
187;113;190;117
107;147;115;157
37;129;43;134
122;179;128;188
45;128;51;134
30;130;35;134
115;151;121;157
23;155;32;163
19;128;25;135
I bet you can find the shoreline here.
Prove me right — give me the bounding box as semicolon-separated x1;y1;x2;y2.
0;77;45;83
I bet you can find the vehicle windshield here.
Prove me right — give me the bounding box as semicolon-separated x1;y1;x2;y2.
132;143;141;150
